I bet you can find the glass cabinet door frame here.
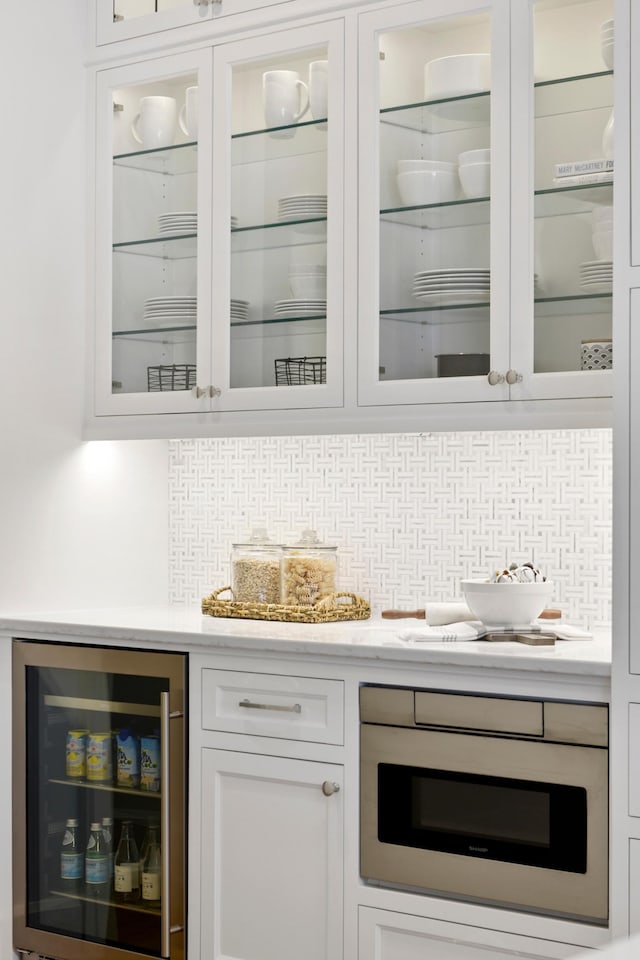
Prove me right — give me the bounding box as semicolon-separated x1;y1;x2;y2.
210;20;345;412
357;0;512;407
95;0;216;48
509;0;614;401
93;49;214;417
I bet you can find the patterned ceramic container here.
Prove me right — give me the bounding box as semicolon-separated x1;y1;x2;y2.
581;338;612;370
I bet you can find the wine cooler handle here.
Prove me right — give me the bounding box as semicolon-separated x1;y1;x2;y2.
161;691;171;959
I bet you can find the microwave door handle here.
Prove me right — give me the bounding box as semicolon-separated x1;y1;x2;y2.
160;692;185;958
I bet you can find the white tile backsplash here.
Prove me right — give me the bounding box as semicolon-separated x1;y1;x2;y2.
168;429;612;627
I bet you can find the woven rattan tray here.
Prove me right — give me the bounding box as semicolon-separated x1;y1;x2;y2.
202;587;370;623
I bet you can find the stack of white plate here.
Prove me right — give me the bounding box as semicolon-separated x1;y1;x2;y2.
157;212;197;235
143;296;197;327
412;267;490;305
274;298;327;318
231;299;249;321
231;215;239;229
601;18;614;69
277;194;327;222
579;260;613;294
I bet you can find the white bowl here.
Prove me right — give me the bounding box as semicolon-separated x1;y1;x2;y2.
397;159;457;174
592;230;613;260
592;205;613;224
460;579;554;627
289;276;327;298
397;169;459;206
602;41;614;69
458;161;491;198
424;53;491;100
458;148;490;165
601;18;614;30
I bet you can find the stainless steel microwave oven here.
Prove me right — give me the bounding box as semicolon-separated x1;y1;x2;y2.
360;685;608;924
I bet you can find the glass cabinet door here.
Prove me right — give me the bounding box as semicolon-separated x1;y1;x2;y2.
94;50;212;416
358;0;511;406
510;0;614;400
13;643;186;960
210;22;344;411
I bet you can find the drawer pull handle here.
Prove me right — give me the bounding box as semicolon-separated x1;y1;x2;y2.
238;698;302;714
322;781;340;796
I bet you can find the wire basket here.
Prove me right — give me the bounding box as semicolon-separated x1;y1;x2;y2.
147;364;196;392
274;356;326;385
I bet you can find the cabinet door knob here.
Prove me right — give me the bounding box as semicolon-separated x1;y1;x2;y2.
208;385;222;398
506;369;523;385
322;780;340;797
487;370;505;386
191;385;208;399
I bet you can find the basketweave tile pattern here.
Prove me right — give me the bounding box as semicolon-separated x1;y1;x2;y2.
168;429;612;628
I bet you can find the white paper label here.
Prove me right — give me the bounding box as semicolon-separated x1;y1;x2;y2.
142;870;161;900
115;863;139;892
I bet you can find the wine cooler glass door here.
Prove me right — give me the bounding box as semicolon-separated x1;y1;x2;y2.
13;643;186;960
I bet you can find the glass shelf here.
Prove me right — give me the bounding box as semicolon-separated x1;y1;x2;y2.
231;218;327;252
381;197;489;229
231;117;327;165
50;889;161;916
380;91;490;135
49;777;161;799
113;140;197;175
534;181;613;217
113;234;197;259
534;70;613;120
112;325;196;341
380;303;490;325
231;314;326;328
534;293;612;316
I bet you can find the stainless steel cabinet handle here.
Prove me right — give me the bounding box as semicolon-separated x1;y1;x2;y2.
160;691;171;958
194;0;221;6
506;369;523;384
238;698;302;713
322;781;340;796
487;370;505;386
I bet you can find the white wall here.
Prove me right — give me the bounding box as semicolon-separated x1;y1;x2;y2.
0;5;169;610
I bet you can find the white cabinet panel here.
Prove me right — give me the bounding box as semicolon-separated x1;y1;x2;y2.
358;906;590;960
200;748;343;960
630;840;640;936
201;668;344;742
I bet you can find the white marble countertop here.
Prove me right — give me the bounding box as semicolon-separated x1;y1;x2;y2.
0;605;612;676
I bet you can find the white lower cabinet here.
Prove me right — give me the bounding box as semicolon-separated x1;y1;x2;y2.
358;907;590;960
199;747;343;960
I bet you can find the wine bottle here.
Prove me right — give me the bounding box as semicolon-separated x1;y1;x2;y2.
114;820;141;902
141;824;161;906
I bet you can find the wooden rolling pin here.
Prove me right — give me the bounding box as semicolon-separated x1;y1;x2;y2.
382;601;474;625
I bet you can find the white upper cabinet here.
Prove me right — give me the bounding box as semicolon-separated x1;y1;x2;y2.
91;20;345;422
357;0;613;408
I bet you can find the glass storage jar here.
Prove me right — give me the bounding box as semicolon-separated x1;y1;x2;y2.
281;529;337;606
231;529;283;604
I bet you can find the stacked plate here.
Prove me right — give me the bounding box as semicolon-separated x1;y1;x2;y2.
277;194;327;223
143;296;197;327
231;299;249;322
157;212;197;235
412;267;490;305
579;259;613;294
274;298;327;318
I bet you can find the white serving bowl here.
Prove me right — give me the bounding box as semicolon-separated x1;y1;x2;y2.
424;53;491;100
289;276;327;298
460;579;554;627
592;205;613;225
397;159;457;174
289;264;326;276
458;161;490;198
602;41;614;69
592;230;613;260
458;148;490;165
397;169;459;206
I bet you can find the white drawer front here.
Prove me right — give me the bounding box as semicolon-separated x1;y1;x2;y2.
201;669;344;744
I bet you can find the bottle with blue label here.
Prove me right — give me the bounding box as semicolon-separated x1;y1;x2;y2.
60;818;83;889
85;821;110;899
117;728;140;788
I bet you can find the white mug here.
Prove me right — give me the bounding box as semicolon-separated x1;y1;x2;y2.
131;96;177;149
309;60;328;126
263;70;309;137
178;86;198;139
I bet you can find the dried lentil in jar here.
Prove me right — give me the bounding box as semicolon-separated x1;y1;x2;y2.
231;528;283;604
281;529;338;606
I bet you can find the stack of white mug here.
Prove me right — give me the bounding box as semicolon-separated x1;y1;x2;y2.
131;86;198;149
263;60;328;137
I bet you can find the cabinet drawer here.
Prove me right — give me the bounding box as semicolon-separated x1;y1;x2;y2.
201;669;344;744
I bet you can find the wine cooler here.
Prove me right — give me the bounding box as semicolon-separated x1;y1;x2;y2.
12;641;186;960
